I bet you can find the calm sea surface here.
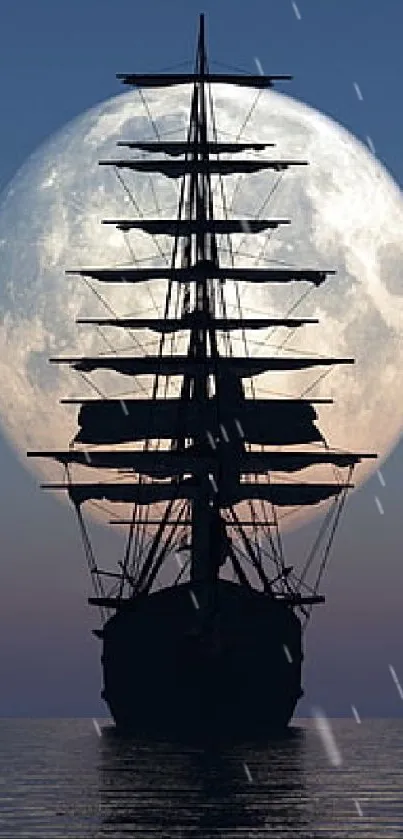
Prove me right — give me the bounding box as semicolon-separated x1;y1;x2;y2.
0;718;402;837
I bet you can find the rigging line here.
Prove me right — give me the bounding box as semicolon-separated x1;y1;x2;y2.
150;88;197;399
116;255;179;576
259;286;316;353
87;500;123;521
204;95;254;388
78;273;150;371
259;542;292;592
227;506;274;592
303;478;351;629
265;470;286;570
168;521;191;554
210;86;267;211
236;88;264;140
163;262;184;398
67;463;107;620
140;501;188;594
233;173;284;262
205;82;232;356
136;88;166;217
211;58;253;74
217;246;302;266
131;502;149;575
114;166;143;213
121;230;159;315
118;495;143;598
128;484;182;580
126;501;149;585
288;570;317;595
114;167;169;267
268;328;305;357
206;79;274;547
119;495;162;591
137;126;190;141
84;340;159;357
298;499;339;587
146;518;188;588
211;84;266;215
76;513;106;619
78;371;106;398
134;496;181;592
173;556;191;586
136;285;183;544
299;365;334;398
276;503;312;524
137;87;163;141
227;542;253;588
147;79;202;446
157;59;191;72
246;496;266;569
79;275;134;332
223;259;276;547
213;87;265;212
254;173;284;222
145;93;200;539
230;540;260;569
154;501;191;578
95;325;120;354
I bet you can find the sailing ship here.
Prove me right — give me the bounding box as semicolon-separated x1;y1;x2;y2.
28;15;375;739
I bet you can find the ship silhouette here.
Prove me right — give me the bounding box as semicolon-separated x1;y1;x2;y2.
28;15;375;740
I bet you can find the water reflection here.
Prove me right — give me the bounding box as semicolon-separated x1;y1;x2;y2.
96;726;313;838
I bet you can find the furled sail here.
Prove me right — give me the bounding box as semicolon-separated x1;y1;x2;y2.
101;218;290;235
75;316;319;331
116;72;293;88
99;158;308;176
28;448;375;475
67;264;334;285
116;141;274;154
51;355;354;377
42;480;352;507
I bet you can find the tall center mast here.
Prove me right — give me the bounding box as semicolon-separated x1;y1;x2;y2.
186;14;222;583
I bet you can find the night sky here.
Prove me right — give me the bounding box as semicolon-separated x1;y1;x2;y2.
0;0;402;718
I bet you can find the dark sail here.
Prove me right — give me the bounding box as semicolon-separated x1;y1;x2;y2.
69;397;323;445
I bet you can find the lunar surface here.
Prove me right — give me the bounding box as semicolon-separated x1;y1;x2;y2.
0;84;402;528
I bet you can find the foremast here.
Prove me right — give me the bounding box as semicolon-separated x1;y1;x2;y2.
28;14;376;622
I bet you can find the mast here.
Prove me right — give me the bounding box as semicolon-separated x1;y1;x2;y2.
28;14;376;618
187;13;212;584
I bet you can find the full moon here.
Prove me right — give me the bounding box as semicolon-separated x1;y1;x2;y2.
0;84;402;527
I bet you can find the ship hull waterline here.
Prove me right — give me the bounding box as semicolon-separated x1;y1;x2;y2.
99;579;304;742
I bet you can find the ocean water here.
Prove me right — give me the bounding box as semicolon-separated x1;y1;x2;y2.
0;719;402;837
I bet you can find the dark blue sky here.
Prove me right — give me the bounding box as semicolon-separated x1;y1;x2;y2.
1;0;403;717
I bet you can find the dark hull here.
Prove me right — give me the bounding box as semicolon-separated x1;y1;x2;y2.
100;580;303;742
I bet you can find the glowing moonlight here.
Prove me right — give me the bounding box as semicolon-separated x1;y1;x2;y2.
0;85;402;524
